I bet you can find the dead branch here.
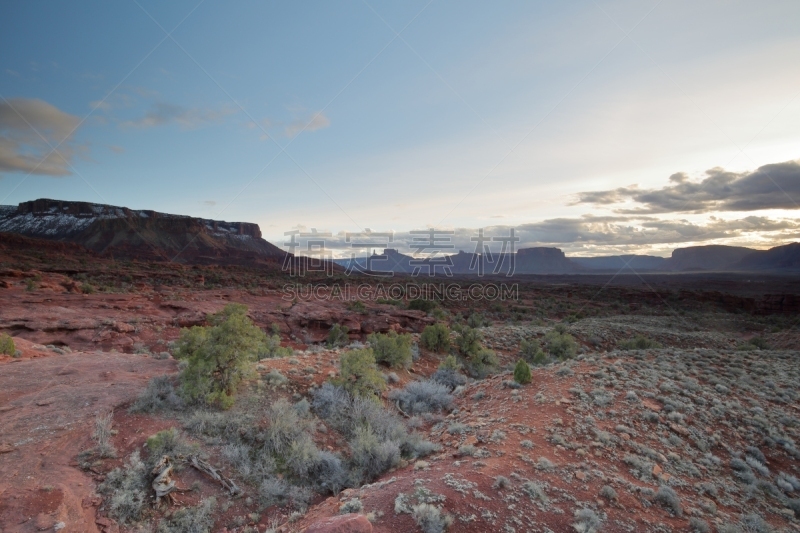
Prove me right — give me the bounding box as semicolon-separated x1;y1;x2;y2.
187;455;242;496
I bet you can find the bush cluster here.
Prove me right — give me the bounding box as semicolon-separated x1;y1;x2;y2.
312;383;437;484
408;299;438;314
368;331;413;369
98;451;148;524
326;324;350;348
389;380;454;414
520;338;546;364
157;498;215;533
130;375;185;414
420;324;451;353
543;329;578;360
332;348;386;399
618;335;662;350
0;334;15;356
259;333;292;359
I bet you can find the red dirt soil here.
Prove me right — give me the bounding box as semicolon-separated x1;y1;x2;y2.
0;351;175;532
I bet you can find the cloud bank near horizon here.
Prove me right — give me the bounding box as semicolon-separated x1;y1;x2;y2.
575;159;800;214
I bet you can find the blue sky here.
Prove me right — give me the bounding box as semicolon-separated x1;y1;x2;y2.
1;0;799;256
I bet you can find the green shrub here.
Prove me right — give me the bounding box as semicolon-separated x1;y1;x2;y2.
455;326;482;358
466;312;489;328
467;348;499;378
368;331;412;369
513;359;531;384
544;330;577;360
327;324;350;348
748;336;770;350
438;355;460;372
520;338;546;364
0;334;15;356
408;299;437;314
80;282;95;294
145;428;198;468
430;308;448;321
332;349;386;399
174;303;267;409
420;324;450;353
737;336;771;351
348;300;368;314
618;335;662;350
259;334;292;359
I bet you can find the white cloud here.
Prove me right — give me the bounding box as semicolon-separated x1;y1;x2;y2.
284;112;330;138
120;102;235;129
0;98;81;176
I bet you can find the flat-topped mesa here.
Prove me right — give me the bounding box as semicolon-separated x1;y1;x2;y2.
12;198;262;239
0;199;282;264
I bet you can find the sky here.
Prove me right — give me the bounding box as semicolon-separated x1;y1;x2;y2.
1;0;799;258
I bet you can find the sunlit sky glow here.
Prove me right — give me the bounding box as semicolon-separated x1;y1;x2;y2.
1;0;799;257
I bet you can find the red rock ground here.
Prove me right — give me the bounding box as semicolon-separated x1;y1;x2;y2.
2;249;800;533
0;348;175;532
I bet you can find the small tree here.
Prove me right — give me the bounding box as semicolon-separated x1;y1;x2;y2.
333;348;386;399
514;359;532;384
420;324;450;353
368;331;412;369
174;303;267;409
327;324;350;348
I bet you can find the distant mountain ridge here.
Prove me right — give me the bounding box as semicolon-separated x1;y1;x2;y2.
1;199;797;272
336;243;800;275
0;199;286;265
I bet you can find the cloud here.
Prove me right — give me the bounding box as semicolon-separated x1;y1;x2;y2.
284;112;330;138
575;159;800;213
203;200;216;207
120;102;235;129
0;97;81;176
109;145;125;154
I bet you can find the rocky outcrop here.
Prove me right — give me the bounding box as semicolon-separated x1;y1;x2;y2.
0;199;286;265
733;242;800;271
340;247;582;276
663;245;755;271
514;247;582;274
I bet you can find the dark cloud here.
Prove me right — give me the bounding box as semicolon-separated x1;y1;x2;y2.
0;98;81;176
575;159;800;213
120;102;235;129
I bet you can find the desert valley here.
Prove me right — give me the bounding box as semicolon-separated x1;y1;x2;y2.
0;200;799;533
